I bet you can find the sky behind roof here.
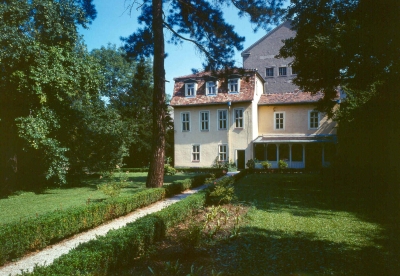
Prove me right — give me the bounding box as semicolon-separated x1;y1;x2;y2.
79;1;278;96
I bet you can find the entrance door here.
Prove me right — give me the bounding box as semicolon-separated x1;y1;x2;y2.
237;150;246;170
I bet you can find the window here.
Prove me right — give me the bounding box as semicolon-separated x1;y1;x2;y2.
278;67;287;76
234;108;244;128
266;67;274;77
200;111;209;131
206;81;217;95
192;145;200;162
218;110;227;130
274;112;284;130
291;67;298;75
181;112;190;131
309;111;319;129
185;83;197;97
218;145;228;161
228;78;240;93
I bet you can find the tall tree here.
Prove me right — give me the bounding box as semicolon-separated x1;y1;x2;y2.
122;0;285;187
279;0;400;207
0;0;133;191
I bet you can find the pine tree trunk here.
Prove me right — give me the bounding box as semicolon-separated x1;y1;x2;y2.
146;0;165;188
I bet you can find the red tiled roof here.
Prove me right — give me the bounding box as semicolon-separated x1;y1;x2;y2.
258;91;324;105
170;70;263;107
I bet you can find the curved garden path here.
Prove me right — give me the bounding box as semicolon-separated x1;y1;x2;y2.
0;185;207;276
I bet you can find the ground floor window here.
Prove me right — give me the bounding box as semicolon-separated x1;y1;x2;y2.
280;144;290;160
292;144;303;161
219;144;228;161
192;145;200;162
267;144;277;161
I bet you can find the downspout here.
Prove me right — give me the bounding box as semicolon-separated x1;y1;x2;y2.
227;101;231;164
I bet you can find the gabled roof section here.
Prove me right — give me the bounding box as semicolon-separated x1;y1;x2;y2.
258;91;324;105
171;69;264;107
241;21;294;57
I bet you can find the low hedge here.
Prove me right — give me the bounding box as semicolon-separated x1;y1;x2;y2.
20;191;207;275
0;175;210;266
0;188;165;266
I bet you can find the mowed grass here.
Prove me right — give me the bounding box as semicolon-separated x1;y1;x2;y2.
0;172;198;225
210;173;400;275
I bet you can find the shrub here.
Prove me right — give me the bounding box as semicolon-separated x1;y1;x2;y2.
278;159;288;170
19;191;208;275
261;161;272;169
0;174;209;266
164;164;177;175
246;158;258;169
97;170;129;198
206;176;236;205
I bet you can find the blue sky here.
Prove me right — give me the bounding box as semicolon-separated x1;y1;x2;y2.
79;1;276;96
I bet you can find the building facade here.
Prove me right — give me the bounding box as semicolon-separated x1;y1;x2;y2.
171;22;338;170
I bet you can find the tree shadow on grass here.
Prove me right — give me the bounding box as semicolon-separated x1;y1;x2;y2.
212;227;399;275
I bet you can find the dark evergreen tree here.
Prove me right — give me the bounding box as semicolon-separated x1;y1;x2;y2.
279;0;400;210
122;0;285;187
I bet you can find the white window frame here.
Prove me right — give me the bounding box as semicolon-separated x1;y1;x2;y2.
199;111;210;131
308;110;320;129
217;109;228;130
181;112;190;132
192;145;200;162
291;67;298;75
206;81;218;96
274;112;285;130
278;67;287;76
266;67;274;77
228;78;240;93
234;108;244;129
218;144;228;162
185;83;197;97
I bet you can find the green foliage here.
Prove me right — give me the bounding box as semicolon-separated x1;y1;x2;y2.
164;164;177;176
261;161;272;169
0;188;165;266
97;169;130;198
278;160;288;170
207;176;236;205
246;158;258;169
19;191;207;275
0;0;132;189
212;157;237;172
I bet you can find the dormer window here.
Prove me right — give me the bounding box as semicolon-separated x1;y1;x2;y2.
184;79;197;97
228;78;240;93
206;81;218;95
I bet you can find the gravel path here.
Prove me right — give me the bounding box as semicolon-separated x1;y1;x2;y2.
0;185;207;276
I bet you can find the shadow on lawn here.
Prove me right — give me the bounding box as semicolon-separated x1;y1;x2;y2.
234;173;389;223
213;226;399;275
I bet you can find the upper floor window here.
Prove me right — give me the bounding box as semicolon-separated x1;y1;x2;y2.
218;144;228;161
228;78;240;93
274;112;285;130
181;112;190;131
206;81;217;95
192;145;200;162
291;67;298;75
278;67;287;76
234;108;244;128
309;111;319;129
185;82;197;97
200;111;209;131
218;109;227;130
266;67;274;77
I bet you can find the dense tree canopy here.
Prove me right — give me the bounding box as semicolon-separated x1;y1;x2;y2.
0;0;133;192
279;0;400;208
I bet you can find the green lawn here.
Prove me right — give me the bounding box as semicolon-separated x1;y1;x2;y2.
0;172;198;225
215;173;400;275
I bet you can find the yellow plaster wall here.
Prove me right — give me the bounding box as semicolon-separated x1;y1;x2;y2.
258;104;337;135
